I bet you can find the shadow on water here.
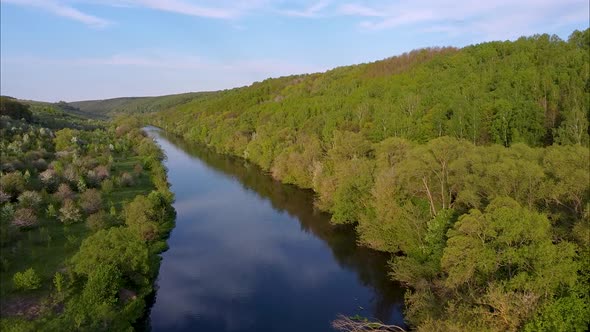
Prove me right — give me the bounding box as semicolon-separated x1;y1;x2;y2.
143;127;406;331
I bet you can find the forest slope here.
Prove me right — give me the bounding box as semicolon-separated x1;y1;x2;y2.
147;30;590;331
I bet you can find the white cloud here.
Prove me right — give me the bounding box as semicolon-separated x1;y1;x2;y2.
2;0;111;27
5;0;587;35
277;0;332;18
338;3;385;17
113;0;239;19
338;0;589;36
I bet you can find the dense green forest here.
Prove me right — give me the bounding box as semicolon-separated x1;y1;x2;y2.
0;99;175;330
140;30;589;331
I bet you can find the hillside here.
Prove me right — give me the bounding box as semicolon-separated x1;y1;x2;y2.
145;29;590;331
150;31;589;149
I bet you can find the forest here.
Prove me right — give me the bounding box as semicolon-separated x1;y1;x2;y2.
144;30;590;331
0;98;175;330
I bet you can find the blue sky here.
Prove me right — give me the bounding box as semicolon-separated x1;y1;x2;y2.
1;0;588;101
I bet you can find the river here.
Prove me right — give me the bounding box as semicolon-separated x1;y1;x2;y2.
144;127;406;332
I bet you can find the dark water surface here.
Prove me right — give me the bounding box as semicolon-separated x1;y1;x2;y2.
145;127;406;332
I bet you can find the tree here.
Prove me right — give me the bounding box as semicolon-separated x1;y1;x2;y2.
0;171;25;199
17;191;43;209
54;183;75;202
12;208;37;228
331;159;374;224
123;195;159;241
79;189;102;214
53;128;77;151
71;227;149;286
441;197;578;330
59;199;82;224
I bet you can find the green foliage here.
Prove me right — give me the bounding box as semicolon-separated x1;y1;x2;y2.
13;268;41;290
53;128;77;151
524;290;590;332
81;264;122;306
71;227;150;288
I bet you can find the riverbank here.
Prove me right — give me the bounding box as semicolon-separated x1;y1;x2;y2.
0;115;175;331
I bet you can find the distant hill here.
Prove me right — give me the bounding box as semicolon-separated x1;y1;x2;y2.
1;96;100;129
66;92;213;119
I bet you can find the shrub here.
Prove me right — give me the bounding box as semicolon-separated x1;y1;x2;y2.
46;204;57;218
133;164;143;175
53;272;64;294
59;199;81;225
12;208;37;228
119;172;134;187
13;268;42;290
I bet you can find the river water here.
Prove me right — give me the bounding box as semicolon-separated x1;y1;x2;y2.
144;127;406;332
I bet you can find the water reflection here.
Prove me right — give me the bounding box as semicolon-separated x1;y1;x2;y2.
145;128;406;332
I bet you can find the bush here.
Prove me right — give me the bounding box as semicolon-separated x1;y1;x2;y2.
119;172;134;187
13;268;42;290
133;164;143;175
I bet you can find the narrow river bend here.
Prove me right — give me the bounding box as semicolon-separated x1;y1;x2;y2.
145;127;406;332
